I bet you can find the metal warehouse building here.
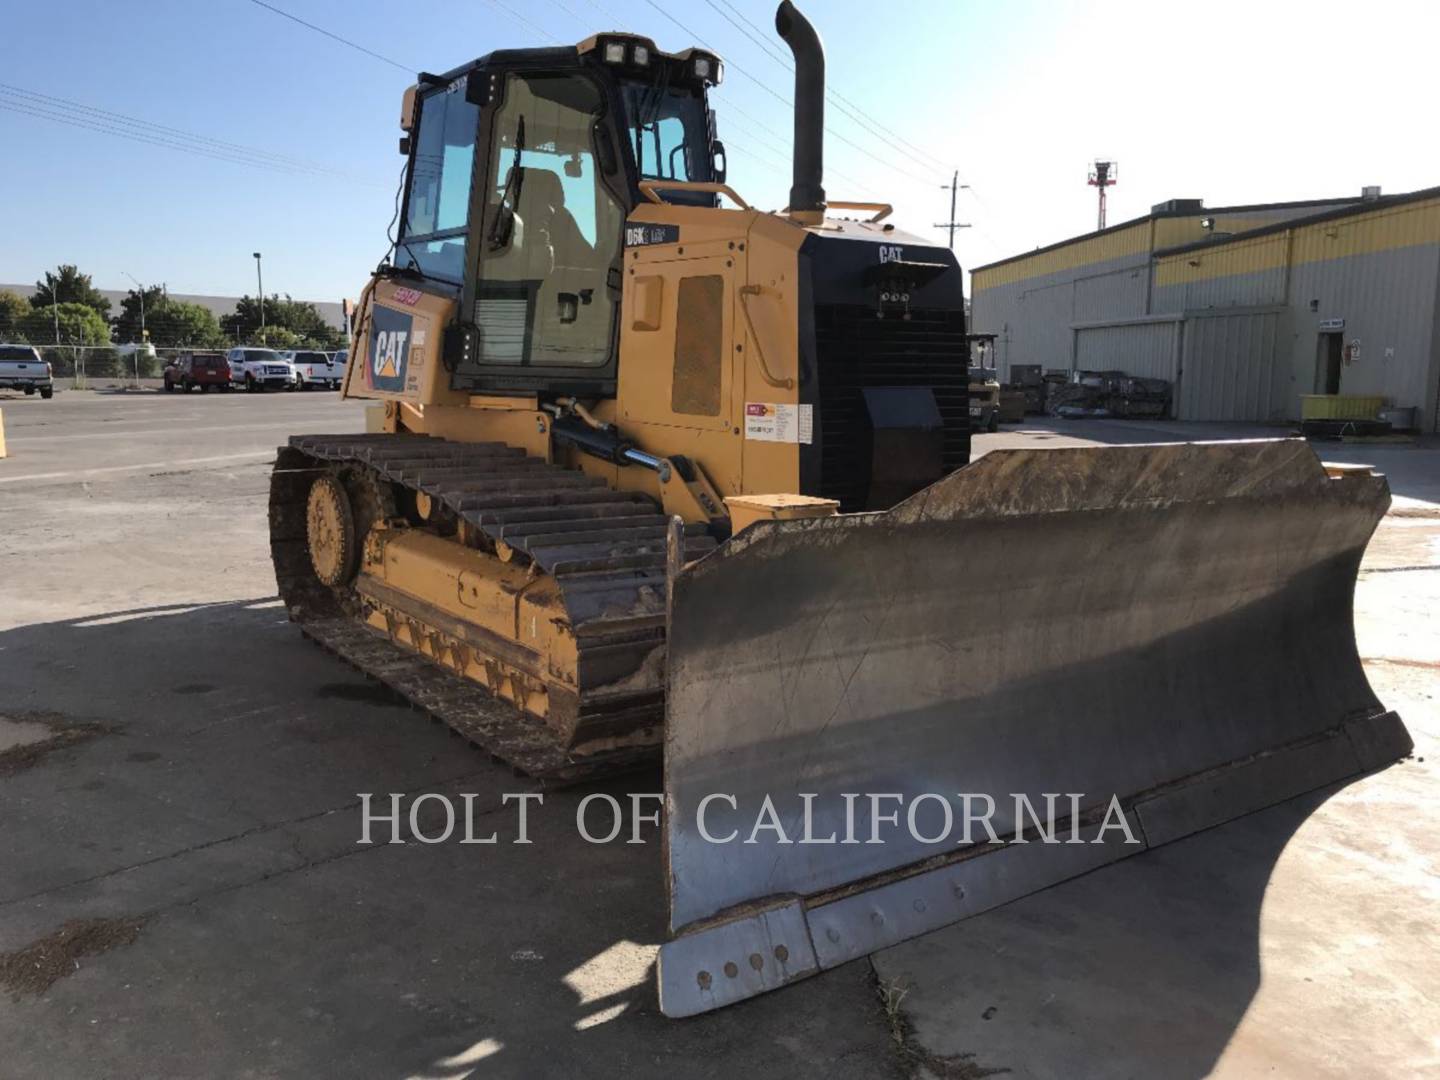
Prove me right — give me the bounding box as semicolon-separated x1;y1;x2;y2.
970;185;1440;432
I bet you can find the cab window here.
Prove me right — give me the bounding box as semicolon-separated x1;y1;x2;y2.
619;81;713;204
398;82;480;284
464;72;623;372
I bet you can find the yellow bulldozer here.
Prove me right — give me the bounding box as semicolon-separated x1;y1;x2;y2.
271;2;1409;1017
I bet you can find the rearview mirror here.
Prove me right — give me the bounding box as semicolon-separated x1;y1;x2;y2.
488;204;516;252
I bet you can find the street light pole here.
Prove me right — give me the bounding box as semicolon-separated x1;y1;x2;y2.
122;271;147;388
253;252;265;341
51;298;64;384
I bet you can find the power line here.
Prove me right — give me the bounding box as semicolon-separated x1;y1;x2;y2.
719;99;792;158
828;87;951;174
245;0;415;71
705;0;792;68
0;83;344;175
544;0;594;27
723;138;792;176
577;1;880;198
0;95;367;181
710;0;953;174
696;0;1004;246
569;0;629;32
702;0;954;177
642;0;934;190
482;0;562;43
694;2;1002;244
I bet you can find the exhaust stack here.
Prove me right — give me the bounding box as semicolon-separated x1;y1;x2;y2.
775;1;826;224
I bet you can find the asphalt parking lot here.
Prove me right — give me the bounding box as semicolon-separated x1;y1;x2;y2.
0;391;1435;1078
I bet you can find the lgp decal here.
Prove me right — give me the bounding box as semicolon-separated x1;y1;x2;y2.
625;223;681;247
368;304;413;393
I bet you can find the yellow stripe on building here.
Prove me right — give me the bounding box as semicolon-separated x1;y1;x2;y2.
1152;232;1291;287
1154;196;1440;286
972;222;1151;290
972;209;1332;292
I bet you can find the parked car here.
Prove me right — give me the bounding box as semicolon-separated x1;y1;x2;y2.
284;349;344;390
163;352;231;393
226;347;298;392
0;344;54;399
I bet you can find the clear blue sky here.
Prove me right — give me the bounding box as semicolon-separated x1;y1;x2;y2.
4;0;1437;303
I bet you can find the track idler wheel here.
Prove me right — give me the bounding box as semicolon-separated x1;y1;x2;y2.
306;474;359;586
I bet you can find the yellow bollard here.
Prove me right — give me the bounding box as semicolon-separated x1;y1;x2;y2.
0;407;7;458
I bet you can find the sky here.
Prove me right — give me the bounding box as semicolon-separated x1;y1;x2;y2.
4;0;1439;304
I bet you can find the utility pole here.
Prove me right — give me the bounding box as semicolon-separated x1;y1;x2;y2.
934;171;972;249
1088;160;1117;231
253;252;265;340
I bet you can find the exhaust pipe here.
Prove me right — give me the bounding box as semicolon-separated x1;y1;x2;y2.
775;1;825;224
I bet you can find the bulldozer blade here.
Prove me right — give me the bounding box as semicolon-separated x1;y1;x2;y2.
657;439;1410;1017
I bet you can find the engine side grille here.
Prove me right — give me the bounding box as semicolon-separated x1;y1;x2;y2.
812;305;970;511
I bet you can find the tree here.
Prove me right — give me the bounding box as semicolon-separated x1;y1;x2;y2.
31;265;111;318
20;303;115;376
253;325;301;350
0;291;28;342
227;293;343;349
19;303;110;347
148;301;228;349
113;285;165;343
114;289;226;349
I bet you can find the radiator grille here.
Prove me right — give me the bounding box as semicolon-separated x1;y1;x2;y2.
812;305;970;511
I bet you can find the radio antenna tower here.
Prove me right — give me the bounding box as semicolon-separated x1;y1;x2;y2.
1088;160;1117;230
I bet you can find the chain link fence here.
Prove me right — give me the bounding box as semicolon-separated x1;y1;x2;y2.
28;345;175;388
22;345;350;392
29;344;312;388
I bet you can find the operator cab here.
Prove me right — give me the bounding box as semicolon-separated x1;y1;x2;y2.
392;36;725;395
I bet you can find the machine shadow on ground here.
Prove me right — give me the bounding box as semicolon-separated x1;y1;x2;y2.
0;600;898;1079
875;783;1355;1079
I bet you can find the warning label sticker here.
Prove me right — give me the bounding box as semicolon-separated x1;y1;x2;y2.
745;402;813;444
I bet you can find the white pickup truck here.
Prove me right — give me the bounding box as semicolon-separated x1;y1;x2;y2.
225;347;298;392
283;349;343;390
0;344;54;399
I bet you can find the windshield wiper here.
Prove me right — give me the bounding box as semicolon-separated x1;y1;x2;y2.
488;115;526;252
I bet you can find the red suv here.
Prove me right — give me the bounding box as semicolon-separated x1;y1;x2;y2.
163;352;231;393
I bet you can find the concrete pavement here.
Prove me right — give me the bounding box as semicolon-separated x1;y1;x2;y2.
0;395;1435;1077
